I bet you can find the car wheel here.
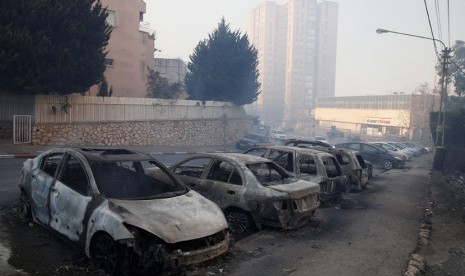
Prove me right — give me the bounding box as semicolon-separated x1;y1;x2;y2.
343;178;351;194
17;190;31;219
226;209;252;234
383;159;393;170
92;233;128;276
351;178;362;192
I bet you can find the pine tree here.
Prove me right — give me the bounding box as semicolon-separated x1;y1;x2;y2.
0;0;111;95
185;18;260;105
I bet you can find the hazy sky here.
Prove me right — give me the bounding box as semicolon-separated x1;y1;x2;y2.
145;0;465;97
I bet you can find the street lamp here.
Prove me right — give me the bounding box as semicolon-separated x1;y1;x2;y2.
376;28;451;170
376;28;446;49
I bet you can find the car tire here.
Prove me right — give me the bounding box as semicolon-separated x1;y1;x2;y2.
350;178;362;192
383;159;393;170
226;209;252;234
343;178;351;194
17;189;31;219
91;233;129;276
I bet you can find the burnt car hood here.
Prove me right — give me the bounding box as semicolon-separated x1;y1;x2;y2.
108;191;227;244
268;180;320;198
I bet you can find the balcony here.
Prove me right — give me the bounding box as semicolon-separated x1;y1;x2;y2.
139;21;155;36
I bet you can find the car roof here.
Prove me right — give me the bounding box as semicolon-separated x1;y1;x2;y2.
46;147;153;162
283;139;332;147
254;145;334;156
191;152;271;164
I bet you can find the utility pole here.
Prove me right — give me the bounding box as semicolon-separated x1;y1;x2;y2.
375;28;452;170
433;47;451;170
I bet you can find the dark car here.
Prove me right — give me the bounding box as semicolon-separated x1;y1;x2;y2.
334;142;404;170
236;134;272;150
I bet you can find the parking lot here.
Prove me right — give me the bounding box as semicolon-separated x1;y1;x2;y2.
0;149;433;276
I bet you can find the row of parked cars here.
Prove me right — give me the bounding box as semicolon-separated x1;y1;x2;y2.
16;139;430;275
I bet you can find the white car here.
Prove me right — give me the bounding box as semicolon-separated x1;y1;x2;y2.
271;130;288;140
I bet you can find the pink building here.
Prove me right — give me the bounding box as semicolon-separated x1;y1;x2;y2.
89;0;155;97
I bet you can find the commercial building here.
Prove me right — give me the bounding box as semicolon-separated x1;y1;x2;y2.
88;0;155;98
315;94;439;141
247;0;338;129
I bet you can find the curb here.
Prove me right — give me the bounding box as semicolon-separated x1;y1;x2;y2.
403;171;435;276
0;154;39;159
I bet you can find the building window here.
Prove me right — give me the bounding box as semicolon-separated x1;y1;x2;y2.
140;12;144;21
105;58;114;67
106;10;118;27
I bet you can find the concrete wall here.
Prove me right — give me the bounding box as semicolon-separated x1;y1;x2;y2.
32;119;248;146
0;121;12;139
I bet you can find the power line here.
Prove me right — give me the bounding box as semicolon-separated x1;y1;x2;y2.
447;0;451;47
434;0;442;41
423;0;440;59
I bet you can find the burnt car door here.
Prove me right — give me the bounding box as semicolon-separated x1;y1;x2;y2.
203;159;243;208
31;153;65;225
172;157;212;191
267;149;295;173
320;155;344;194
49;154;92;242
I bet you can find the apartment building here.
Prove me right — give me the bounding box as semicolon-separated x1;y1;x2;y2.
248;0;338;129
315;1;338;99
154;58;187;84
88;0;155;97
247;1;287;127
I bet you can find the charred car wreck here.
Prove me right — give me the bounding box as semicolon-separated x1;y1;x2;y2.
171;153;321;233
18;148;231;275
244;146;347;203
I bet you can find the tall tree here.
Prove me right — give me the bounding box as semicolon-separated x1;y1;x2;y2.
146;68;183;99
97;77;112;97
448;41;465;97
0;0;111;95
185;18;260;105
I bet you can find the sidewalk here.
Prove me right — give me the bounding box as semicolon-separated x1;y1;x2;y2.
0;139;238;159
418;170;465;275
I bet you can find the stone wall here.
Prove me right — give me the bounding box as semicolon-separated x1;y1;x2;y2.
32;119;248;146
0;121;13;139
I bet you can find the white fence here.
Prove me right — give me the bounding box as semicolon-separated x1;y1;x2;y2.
34;95;246;123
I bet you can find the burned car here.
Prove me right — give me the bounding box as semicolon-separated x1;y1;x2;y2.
244;146;346;203
301;146;372;192
18;148;231;275
236;133;272;150
170;153;320;233
283;138;333;148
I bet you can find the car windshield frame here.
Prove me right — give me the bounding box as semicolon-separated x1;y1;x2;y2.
245;161;290;186
90;159;188;200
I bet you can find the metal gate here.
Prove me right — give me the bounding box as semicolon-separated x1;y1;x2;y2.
13;115;32;144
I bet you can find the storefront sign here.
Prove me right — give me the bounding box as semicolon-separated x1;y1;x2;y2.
366;118;391;125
